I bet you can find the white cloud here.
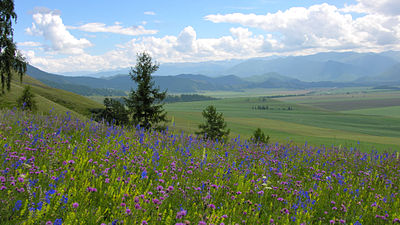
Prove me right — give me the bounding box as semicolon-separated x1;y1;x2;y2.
24;26;279;73
144;11;156;16
25;8;92;55
17;41;42;47
23;3;400;73
205;3;400;52
69;22;158;36
342;0;400;15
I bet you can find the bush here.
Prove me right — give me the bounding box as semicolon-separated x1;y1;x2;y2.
17;85;37;111
251;128;270;144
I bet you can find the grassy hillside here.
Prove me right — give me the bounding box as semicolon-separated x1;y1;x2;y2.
165;96;400;151
0;73;103;118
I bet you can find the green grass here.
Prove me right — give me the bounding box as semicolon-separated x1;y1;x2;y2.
0;74;103;118
165;97;400;151
342;106;400;118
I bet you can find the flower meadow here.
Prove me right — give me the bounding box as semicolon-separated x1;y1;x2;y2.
0;110;399;225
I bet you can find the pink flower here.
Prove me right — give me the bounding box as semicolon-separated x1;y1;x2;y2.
72;202;79;208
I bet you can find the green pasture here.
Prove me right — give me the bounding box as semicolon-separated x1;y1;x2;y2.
0;74;102;118
165;96;400;152
342;106;400;118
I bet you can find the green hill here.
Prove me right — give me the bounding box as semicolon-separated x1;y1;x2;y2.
0;72;103;118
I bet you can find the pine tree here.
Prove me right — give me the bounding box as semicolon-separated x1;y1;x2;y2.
251;128;270;144
17;85;37;111
0;0;27;94
124;52;167;130
196;105;230;141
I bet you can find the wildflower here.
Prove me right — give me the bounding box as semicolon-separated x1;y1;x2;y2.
54;218;62;225
46;222;53;225
126;208;131;214
208;204;216;209
176;209;187;219
198;221;207;225
142;221;148;225
280;208;289;214
167;186;174;192
72;202;79;208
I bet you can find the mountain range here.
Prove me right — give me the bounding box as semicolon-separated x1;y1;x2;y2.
26;51;400;96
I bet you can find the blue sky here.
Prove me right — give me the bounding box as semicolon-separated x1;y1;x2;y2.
14;0;400;73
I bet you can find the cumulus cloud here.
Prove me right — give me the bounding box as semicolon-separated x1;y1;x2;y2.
25;25;279;73
205;3;400;52
342;0;400;15
25;8;92;55
17;41;42;47
23;2;400;73
69;22;158;36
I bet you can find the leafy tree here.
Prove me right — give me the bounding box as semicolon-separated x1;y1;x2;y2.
17;85;37;111
97;98;129;125
124;52;167;130
196;105;230;141
251;128;270;144
0;0;27;94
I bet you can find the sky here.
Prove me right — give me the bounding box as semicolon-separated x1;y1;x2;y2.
13;0;400;74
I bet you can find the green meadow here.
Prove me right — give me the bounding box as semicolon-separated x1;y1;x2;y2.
0;74;103;118
165;88;400;152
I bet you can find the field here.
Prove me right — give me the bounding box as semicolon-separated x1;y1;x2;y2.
1;109;399;224
0;74;103;118
164;88;400;152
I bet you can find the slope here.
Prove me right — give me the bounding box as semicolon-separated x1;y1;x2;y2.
0;72;103;118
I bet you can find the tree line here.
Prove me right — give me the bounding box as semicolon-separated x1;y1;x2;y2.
252;105;294;110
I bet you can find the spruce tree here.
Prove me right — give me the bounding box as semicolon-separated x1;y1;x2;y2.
0;0;27;94
17;85;37;111
124;52;167;130
196;105;230;141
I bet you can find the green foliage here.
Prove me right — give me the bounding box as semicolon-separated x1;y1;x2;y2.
124;52;167;130
164;94;217;103
17;85;37;111
92;98;129;125
0;0;27;94
196;105;230;141
251;128;270;144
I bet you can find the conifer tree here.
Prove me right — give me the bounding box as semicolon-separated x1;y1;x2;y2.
17;85;37;111
124;52;167;130
0;0;27;94
196;105;230;140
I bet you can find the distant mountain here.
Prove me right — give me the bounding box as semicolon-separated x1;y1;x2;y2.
154;60;243;77
358;63;400;84
223;52;399;82
53;51;400;83
26;65;126;96
27;64;363;96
